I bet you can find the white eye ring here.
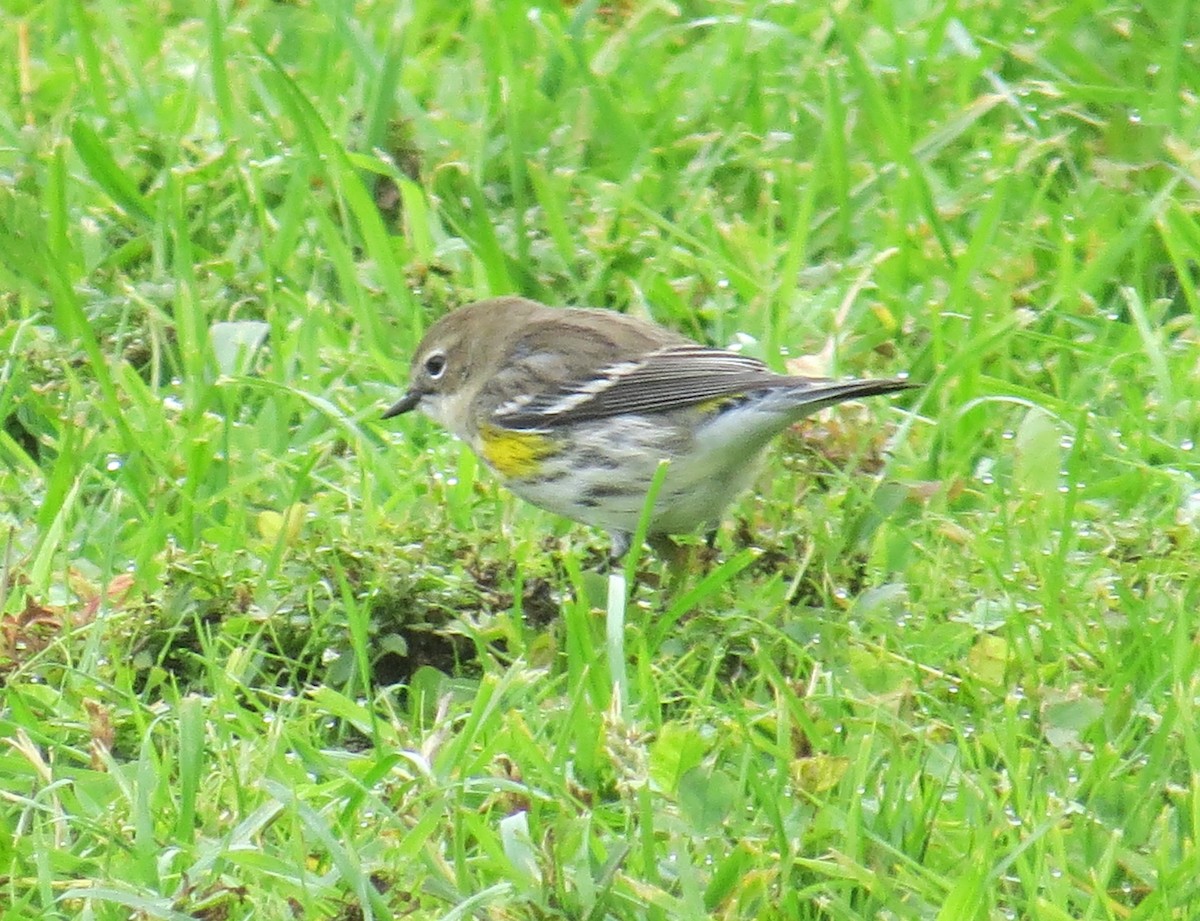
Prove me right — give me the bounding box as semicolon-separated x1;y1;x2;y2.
424;351;447;379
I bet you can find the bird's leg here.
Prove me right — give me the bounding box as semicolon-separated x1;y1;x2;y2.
607;530;632;570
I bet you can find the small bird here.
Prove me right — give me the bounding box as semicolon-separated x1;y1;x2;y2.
385;296;914;562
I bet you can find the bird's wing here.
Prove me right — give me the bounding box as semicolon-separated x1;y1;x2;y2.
493;345;794;428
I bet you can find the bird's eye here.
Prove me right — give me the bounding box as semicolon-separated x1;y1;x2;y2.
424;351;447;379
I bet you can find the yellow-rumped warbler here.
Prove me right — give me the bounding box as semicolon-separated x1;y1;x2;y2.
385;296;914;561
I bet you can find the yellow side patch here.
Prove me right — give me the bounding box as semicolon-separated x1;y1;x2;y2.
695;394;744;415
478;424;557;479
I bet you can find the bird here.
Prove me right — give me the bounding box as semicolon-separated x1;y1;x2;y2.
383;296;914;563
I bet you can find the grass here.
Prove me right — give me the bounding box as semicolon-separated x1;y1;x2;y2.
2;0;1200;918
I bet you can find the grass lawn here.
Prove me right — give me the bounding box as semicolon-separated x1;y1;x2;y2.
3;1;1200;918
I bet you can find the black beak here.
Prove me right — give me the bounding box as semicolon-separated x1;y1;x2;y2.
382;389;422;419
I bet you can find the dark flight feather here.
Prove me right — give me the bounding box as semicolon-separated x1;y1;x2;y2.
495;345;913;429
